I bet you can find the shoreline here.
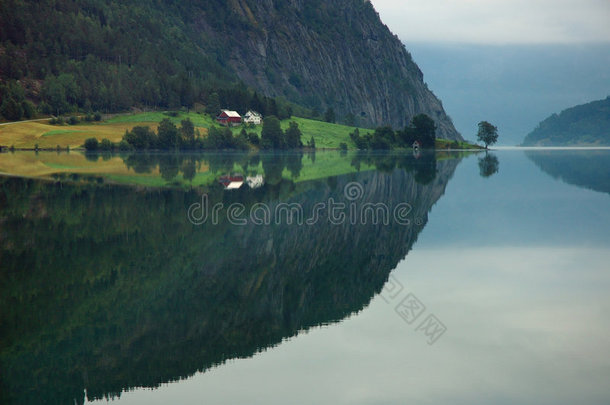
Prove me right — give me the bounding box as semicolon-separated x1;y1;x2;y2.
1;111;481;151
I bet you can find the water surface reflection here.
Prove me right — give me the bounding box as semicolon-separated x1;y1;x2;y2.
0;151;462;404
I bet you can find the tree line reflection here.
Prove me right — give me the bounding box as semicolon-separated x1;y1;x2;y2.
0;152;466;404
78;150;449;187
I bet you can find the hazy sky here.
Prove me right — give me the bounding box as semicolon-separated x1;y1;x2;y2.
370;0;610;44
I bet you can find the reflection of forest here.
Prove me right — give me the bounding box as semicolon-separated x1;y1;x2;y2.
78;150;444;187
526;150;610;194
0;153;462;405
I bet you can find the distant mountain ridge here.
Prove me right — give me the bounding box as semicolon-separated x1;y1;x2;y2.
522;97;610;146
0;0;461;139
406;43;610;146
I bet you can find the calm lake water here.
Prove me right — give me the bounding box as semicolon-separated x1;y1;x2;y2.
1;149;609;405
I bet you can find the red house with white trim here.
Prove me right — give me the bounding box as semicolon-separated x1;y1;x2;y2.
216;110;242;126
218;174;244;190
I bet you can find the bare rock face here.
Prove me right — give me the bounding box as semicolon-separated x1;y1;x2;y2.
196;0;462;140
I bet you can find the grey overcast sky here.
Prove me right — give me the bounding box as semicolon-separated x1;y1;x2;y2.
370;0;610;44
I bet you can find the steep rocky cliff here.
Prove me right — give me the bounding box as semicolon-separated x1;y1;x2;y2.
0;0;461;139
198;0;460;139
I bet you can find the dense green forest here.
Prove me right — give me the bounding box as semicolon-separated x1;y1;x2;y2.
522;96;610;146
0;0;298;120
0;0;462;138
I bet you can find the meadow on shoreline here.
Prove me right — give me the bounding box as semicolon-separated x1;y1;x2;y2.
0;111;479;151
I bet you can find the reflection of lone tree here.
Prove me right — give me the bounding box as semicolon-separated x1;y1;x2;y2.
477;121;499;149
478;153;499;178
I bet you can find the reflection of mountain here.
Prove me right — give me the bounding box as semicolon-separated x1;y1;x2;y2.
526;150;610;195
0;154;461;404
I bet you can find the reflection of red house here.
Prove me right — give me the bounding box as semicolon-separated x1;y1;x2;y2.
216;110;242;126
218;174;244;190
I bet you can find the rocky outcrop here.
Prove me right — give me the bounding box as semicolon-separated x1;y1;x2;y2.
0;0;460;139
195;0;461;139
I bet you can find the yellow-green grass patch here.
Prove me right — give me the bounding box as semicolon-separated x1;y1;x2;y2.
0;121;161;149
0;151;156;179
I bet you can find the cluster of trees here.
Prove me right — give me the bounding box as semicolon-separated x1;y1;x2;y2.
0;81;36;121
260;116;306;150
203;126;254;150
84;118;203;152
0;0;231;113
0;0;302;121
206;89;295;120
349;114;437;150
1;73;295;124
84;117;307;151
1;70;296;123
324;107;336;123
49;112;102;125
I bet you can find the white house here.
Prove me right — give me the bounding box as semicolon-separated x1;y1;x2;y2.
246;175;265;189
243;110;262;125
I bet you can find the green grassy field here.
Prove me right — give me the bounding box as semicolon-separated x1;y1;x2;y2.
103;112;482;150
0;120;158;149
0;111;481;190
1;111;482;152
0;111;371;150
0;150;376;189
280;117;367;148
106;111;367;148
436;138;484;150
105;111;217;128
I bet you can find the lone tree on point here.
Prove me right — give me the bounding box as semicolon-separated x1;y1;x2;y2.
477;121;499;148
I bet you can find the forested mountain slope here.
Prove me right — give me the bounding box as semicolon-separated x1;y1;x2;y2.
0;0;461;139
522;97;610;146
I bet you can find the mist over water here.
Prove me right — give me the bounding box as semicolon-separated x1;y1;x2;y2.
407;43;610;145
